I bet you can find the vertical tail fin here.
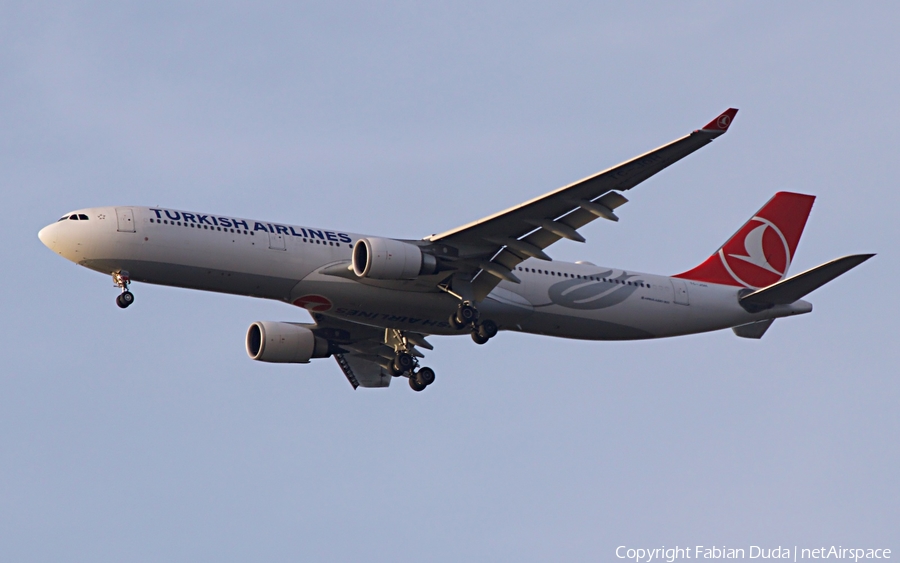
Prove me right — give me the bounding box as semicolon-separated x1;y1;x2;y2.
674;192;816;289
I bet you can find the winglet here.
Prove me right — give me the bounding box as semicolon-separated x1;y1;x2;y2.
700;108;739;133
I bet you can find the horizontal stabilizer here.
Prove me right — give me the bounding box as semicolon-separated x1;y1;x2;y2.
740;254;874;309
733;319;775;339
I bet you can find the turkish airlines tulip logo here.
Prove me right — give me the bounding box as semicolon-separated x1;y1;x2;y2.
293;294;333;312
719;217;791;289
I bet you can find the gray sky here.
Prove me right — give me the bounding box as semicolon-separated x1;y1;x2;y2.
2;2;897;561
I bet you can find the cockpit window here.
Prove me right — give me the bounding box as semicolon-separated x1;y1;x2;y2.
78;214;89;220
69;215;79;220
58;216;68;222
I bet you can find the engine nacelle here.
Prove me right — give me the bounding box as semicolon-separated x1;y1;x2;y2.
245;321;330;364
352;237;437;280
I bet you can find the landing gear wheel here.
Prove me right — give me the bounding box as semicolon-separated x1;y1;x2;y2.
393;352;415;374
471;331;490;345
455;302;479;326
416;367;436;386
116;291;134;309
448;313;466;330
409;376;427;392
112;271;133;309
477;319;498;340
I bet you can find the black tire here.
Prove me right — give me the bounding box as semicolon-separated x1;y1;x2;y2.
471;331;489;345
409;376;426;392
393;352;415;374
448;313;466;330
416;367;436;386
115;294;128;309
121;291;134;305
456;303;479;325
477;319;498;340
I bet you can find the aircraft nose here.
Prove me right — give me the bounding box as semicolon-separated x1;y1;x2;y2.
38;223;56;250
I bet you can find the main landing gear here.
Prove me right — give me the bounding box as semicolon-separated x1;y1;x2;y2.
113;271;134;309
448;301;497;345
408;367;435;392
400;358;437;393
385;329;436;392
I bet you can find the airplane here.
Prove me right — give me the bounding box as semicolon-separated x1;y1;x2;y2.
38;108;873;392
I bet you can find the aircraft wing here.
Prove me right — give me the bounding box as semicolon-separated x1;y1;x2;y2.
427;108;738;301
308;313;433;389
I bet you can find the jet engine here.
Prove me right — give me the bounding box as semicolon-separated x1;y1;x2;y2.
352;237;437;280
246;321;331;363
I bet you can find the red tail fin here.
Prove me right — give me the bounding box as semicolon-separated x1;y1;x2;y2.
674;192;816;289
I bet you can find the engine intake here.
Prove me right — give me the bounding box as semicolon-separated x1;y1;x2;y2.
352;237;437;280
246;321;330;363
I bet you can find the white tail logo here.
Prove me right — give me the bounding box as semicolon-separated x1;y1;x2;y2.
718;217;792;288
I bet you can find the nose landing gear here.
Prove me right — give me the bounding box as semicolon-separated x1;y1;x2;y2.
113;271;134;309
115;291;134;309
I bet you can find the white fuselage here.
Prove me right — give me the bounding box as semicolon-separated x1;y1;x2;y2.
39;206;812;340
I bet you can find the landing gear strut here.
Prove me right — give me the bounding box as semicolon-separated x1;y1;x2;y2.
448;301;498;345
113;271;134;309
